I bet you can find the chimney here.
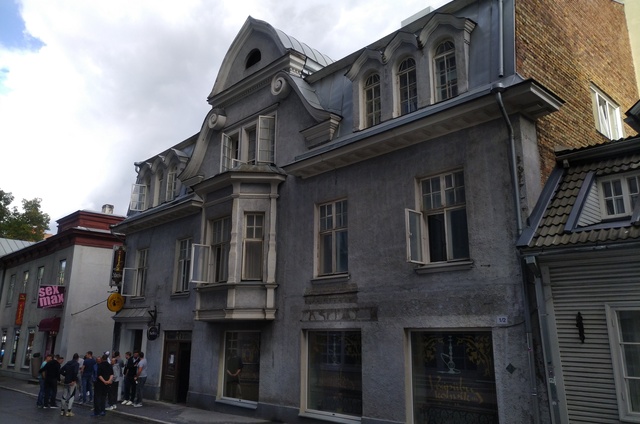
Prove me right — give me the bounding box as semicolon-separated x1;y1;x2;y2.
102;204;114;214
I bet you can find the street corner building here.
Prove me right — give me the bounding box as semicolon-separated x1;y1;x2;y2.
0;206;125;380
108;1;639;423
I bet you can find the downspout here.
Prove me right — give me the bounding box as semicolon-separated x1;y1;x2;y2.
525;256;563;424
495;1;537;422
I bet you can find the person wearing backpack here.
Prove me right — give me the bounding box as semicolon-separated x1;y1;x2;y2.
60;353;80;417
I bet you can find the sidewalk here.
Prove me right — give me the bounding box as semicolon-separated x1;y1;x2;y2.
0;375;272;424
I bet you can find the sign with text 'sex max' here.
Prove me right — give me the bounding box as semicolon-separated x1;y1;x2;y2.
38;285;65;308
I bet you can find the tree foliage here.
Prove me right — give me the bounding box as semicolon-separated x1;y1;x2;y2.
0;189;50;242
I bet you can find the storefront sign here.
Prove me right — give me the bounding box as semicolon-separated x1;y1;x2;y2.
107;293;124;312
37;286;65;308
111;245;126;286
147;325;160;341
15;293;27;325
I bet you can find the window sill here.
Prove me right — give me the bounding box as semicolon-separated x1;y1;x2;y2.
170;291;190;299
413;260;474;274
310;274;351;285
216;397;257;410
299;410;361;424
130;296;146;302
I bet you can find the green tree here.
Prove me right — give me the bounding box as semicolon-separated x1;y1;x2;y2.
0;189;50;241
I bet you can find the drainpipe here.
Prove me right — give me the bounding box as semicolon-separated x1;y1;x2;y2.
498;0;505;77
525;256;563;424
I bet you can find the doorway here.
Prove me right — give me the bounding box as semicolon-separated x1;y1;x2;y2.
161;331;191;403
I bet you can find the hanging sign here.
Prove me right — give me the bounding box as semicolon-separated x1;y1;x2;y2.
147;325;160;341
15;293;27;325
107;293;125;312
110;245;126;286
38;286;65;308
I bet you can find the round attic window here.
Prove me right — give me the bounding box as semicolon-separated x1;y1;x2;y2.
246;49;261;68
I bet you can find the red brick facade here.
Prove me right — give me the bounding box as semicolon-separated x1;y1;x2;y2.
515;0;638;178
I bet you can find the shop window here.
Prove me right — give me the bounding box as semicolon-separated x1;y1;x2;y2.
305;330;362;419
410;331;498;423
222;331;260;402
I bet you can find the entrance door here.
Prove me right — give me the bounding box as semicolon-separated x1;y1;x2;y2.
161;332;191;403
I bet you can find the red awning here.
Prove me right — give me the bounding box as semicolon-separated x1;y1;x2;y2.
38;316;60;332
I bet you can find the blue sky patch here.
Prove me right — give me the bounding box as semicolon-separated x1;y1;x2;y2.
0;0;45;51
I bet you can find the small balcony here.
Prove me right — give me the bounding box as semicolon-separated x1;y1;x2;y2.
194;281;277;321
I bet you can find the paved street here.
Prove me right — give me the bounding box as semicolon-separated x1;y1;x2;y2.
0;387;142;423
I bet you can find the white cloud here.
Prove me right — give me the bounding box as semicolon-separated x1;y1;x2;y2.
0;0;446;231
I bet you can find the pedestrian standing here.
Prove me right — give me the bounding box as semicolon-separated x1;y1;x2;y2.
59;353;80;417
80;351;96;404
91;354;113;416
121;351;138;405
107;351;124;410
42;354;62;408
133;351;147;407
36;354;52;408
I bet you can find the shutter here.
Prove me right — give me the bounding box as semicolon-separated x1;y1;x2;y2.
545;256;640;423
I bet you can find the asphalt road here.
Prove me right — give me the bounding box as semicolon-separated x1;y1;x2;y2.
0;386;145;423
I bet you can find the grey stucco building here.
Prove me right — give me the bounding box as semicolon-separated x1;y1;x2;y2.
110;1;637;423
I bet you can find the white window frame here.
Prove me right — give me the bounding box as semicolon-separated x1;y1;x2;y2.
130;183;148;211
301;330;362;422
599;172;640;219
398;57;417;115
166;166;178;201
174;238;192;293
21;270;29;294
33;266;44;302
405;170;469;265
122;249;148;297
5;274;16;306
220;115;276;172
317;199;348;276
242;213;264;281
606;303;640;422
591;85;623;140
213;217;231;283
57;259;66;285
364;73;381;127
433;40;458;102
190;244;210;285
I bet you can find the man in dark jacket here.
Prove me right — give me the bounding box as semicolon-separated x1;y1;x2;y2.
41;354;62;408
92;354;113;416
59;353;80;417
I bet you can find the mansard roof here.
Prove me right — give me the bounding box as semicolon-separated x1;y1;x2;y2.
518;135;640;251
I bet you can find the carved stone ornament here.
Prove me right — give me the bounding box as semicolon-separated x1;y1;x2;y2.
271;74;291;99
207;110;227;130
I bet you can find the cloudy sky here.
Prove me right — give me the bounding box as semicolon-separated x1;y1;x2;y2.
0;0;449;232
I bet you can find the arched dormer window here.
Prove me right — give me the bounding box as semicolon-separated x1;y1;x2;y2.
364;73;381;127
434;40;457;101
398;58;417;115
155;168;164;206
166;165;178;201
246;49;261;69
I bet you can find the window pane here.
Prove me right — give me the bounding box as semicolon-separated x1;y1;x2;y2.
428;213;446;262
224;332;260;401
336;230;349;273
320;233;333;275
449;208;470;260
407;209;424;263
243;240;263;280
411;331;498;423
308;331;362;416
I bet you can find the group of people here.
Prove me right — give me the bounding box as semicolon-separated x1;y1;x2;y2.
36;349;148;417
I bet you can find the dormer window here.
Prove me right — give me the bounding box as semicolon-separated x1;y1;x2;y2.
166;165;177;201
246;49;261;69
600;172;639;219
130;180;149;211
434;41;458;101
364;73;381;127
221;115;276;172
398;58;417;115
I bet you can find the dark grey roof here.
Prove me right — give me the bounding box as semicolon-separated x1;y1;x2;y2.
519;136;640;250
0;238;34;258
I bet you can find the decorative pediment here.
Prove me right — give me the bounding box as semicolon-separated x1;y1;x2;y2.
382;31;419;62
345;48;384;81
418;13;476;48
301;115;342;149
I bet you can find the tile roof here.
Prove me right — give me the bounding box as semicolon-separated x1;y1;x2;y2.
519;137;640;250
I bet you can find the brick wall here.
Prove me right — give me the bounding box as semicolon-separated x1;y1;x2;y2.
515;0;638;179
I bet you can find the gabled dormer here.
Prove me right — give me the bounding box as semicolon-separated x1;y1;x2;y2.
518;136;640;250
